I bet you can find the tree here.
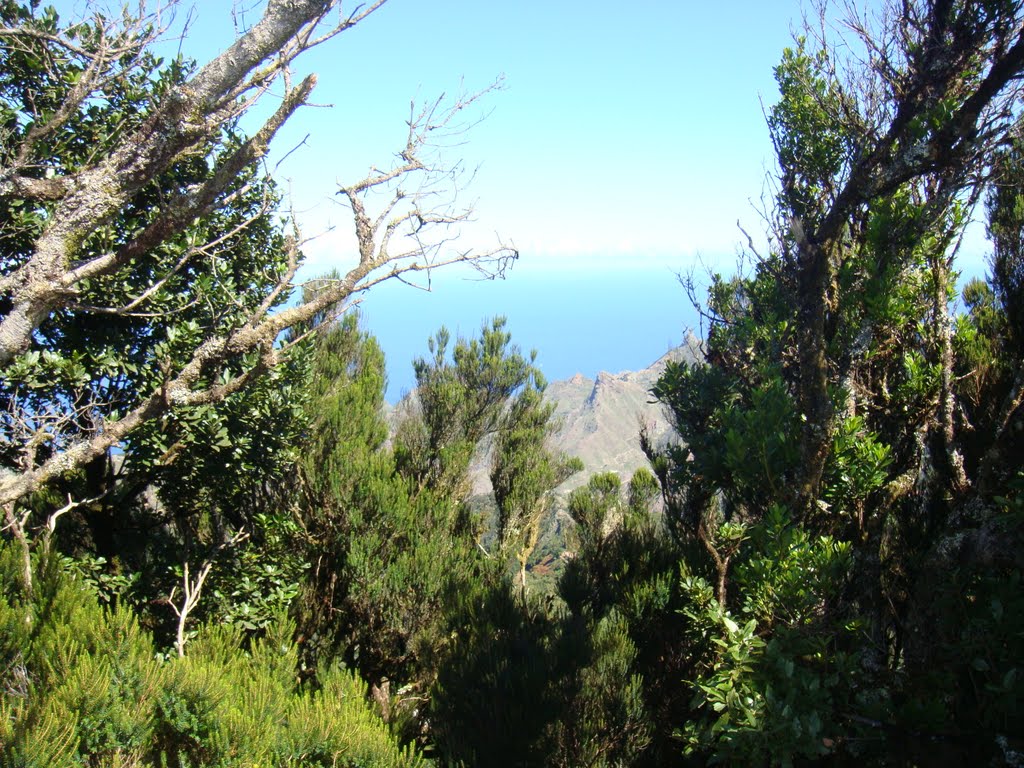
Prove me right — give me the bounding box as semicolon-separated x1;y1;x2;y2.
555;470;687;768
0;0;514;522
490;366;581;592
647;1;1024;762
972;128;1024;491
295;310;434;691
433;470;679;768
297;316;566;743
393;317;538;504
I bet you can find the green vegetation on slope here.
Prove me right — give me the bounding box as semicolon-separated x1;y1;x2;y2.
2;1;1024;766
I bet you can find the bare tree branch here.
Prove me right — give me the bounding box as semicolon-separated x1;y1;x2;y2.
0;4;514;516
0;0;385;366
169;528;249;657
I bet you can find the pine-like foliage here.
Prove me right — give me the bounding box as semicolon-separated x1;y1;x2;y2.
0;543;423;767
432;470;674;768
297;315;564;744
296;312;447;692
491;365;581;592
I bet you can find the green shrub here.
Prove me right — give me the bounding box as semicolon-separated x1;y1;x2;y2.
0;544;424;767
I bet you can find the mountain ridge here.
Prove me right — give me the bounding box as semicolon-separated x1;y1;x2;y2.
467;332;703;496
543;331;702;491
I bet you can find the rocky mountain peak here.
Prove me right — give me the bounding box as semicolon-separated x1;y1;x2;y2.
543;336;701;491
466;337;702;496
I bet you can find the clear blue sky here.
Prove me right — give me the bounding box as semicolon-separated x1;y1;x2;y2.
54;0;993;400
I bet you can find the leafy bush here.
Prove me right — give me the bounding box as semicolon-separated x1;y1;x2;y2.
676;507;856;766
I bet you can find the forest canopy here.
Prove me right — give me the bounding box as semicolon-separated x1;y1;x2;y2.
1;0;1023;766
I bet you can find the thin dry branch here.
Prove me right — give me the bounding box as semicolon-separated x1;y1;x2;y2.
169;528;250;657
0;0;387;367
0;2;517;516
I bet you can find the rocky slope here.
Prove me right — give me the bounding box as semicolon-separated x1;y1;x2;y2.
460;334;704;588
467;332;703;496
543;332;702;491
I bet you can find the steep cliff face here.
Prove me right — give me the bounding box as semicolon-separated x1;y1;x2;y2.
542;333;701;491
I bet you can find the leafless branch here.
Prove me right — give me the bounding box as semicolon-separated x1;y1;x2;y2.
46;493;100;537
169;528;249;657
0;1;516;516
0;0;388;366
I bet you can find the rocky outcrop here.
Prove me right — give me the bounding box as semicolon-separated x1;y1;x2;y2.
465;333;702;496
543;332;701;491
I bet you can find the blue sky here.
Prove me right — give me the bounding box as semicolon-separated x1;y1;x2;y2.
267;0;801;400
267;1;798;263
54;0;994;400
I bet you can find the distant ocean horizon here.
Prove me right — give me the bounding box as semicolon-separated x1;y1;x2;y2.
356;261;702;403
351;241;992;403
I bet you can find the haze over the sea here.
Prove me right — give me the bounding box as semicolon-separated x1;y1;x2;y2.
358;257;701;403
